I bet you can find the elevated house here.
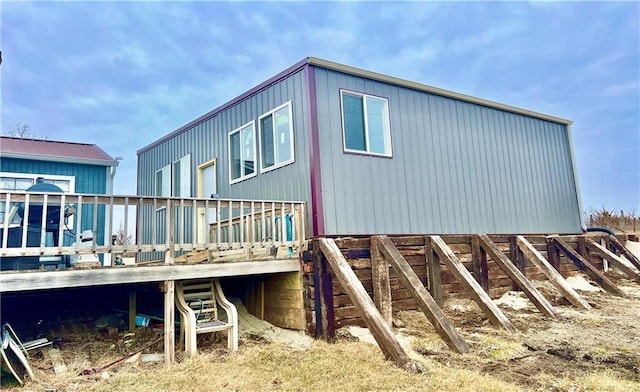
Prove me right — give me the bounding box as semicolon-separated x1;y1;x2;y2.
0;136;119;269
6;59;631;367
137;57;583;237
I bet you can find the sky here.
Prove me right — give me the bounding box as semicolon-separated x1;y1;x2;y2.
1;1;639;215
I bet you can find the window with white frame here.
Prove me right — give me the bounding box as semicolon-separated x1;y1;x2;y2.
0;172;76;229
172;155;191;197
341;90;392;157
259;102;294;172
155;165;171;197
228;121;257;184
0;172;75;193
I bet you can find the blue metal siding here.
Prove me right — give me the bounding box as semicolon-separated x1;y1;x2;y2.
0;157;110;245
0;157;107;194
314;67;581;235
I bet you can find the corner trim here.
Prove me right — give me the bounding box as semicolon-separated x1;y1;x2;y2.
305;65;325;236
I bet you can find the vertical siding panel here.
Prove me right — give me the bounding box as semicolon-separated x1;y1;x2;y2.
138;66;581;236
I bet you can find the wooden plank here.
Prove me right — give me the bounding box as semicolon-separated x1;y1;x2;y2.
318;238;413;368
609;236;640;270
164;280;175;365
0;259;301;293
314;240;335;340
517;236;591;310
478;234;558;318
374;235;469;354
431;236;516;333
425;236;443;306
553;238;626;297
371;236;392;325
586;239;640;282
471;235;489;290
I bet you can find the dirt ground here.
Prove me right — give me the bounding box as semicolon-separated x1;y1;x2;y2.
390;271;640;391
5;271;640;391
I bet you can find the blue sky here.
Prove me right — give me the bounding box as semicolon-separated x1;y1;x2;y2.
1;1;638;214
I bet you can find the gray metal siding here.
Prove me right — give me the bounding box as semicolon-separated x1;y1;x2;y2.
314;68;581;235
137;68;311;213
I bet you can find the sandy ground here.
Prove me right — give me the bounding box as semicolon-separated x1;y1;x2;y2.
342;273;640;391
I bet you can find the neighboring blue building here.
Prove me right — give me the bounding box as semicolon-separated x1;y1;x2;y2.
137;57;584;236
0;136;119;268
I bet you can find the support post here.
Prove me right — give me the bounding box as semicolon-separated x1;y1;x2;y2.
546;236;561;271
164;280;175;365
431;236;516;333
425;236;443;306
129;291;137;332
313;240;335;340
471;235;489;290
517;236;591;310
375;235;469;354
509;236;525;291
318;238;413;368
478;234;558;318
371;236;392;325
553;238;626;297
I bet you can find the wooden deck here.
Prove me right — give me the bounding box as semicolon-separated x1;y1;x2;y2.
0;258;300;293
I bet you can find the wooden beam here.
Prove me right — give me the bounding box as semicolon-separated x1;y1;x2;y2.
471;235;489;290
553;238;626;297
313;240;335;340
509;236;525;291
371;236;392;325
164;280;175;365
516;236;591;310
318;238;413;368
609;236;640;270
585;239;640;283
546;236;561;270
430;236;516;333
478;234;558;318
425;236;443;306
0;260;301;293
129;291;137;332
374;235;469;354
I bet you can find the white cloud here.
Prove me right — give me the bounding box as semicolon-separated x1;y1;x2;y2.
601;81;639;97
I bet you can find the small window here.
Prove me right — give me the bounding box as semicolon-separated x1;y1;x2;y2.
259;102;294;172
341;90;392;157
228;121;257;184
155;165;170;197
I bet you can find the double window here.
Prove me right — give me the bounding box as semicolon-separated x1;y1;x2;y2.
0;173;74;192
228;122;257;184
259;102;294;172
341;90;392;157
227;102;295;184
155;155;191;197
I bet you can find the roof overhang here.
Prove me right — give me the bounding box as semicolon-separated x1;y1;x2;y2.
1;152;119;167
138;56;572;155
307;57;573;126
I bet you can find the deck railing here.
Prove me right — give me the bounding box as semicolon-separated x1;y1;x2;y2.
0;191;306;267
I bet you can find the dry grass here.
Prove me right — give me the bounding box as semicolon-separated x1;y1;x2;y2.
12;282;640;392
22;340;519;392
